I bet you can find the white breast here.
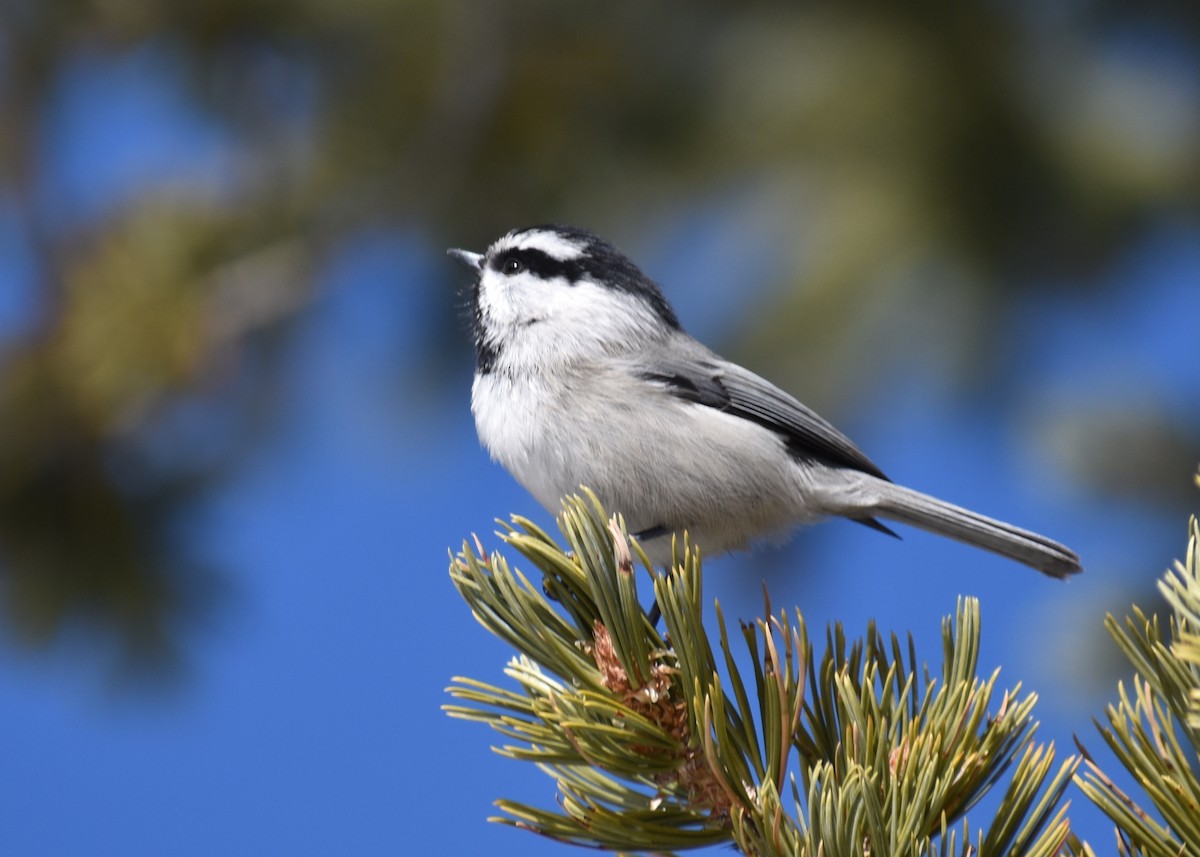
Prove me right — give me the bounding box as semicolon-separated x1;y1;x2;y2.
471;371;570;511
471;361;820;565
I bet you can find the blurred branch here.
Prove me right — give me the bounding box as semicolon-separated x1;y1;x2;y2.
0;198;312;672
1;0;1197;673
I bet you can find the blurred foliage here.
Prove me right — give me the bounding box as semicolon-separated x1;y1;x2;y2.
0;0;1198;670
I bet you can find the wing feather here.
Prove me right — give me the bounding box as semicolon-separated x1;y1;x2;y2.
637;350;889;481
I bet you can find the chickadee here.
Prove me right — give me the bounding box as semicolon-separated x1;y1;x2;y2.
449;224;1081;579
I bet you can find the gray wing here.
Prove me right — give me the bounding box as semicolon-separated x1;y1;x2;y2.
635;346;890;481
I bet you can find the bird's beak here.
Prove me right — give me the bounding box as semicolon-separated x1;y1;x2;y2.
447;248;483;272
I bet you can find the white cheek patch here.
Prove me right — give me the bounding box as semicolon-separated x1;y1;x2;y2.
493;229;586;261
542;281;661;348
477;255;665;373
480;269;567;329
477;272;520;328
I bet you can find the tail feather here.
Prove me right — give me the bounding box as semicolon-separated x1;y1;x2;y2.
867;482;1082;579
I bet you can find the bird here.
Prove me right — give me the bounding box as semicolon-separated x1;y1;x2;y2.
448;224;1081;580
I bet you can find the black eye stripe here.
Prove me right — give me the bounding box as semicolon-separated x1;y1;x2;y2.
491;248;575;281
486;232;682;332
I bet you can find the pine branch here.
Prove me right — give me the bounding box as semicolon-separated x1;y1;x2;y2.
446;491;1077;855
1075;506;1200;856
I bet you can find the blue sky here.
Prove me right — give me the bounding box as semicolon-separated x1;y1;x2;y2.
1;41;1198;857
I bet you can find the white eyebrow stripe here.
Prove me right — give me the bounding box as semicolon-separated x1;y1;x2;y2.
494;229;586;261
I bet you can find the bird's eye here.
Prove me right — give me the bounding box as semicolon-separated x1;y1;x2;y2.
503;258;524;276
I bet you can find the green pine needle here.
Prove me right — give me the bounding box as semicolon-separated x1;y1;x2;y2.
1076;514;1200;856
446;492;1078;855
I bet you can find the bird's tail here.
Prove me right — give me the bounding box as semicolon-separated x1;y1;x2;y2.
866;481;1081;579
